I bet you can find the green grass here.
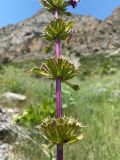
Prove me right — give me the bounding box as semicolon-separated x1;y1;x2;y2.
0;64;51;107
0;62;120;160
63;74;120;160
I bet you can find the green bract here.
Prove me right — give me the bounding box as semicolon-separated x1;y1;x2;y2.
40;0;71;15
39;116;84;145
43;19;74;41
31;57;78;81
31;57;80;90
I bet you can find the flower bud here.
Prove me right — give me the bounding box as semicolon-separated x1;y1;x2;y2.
70;0;79;8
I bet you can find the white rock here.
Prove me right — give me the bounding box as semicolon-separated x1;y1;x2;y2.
1;92;26;102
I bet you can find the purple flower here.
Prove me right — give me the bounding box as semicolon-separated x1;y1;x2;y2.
70;28;75;34
70;0;79;8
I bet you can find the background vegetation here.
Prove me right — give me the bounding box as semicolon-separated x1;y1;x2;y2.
0;53;120;160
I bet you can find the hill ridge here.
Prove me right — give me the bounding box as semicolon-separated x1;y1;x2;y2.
0;7;120;62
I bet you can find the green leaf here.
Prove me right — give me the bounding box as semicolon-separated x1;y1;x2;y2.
64;81;80;91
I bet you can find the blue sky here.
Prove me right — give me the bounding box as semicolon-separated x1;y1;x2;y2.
0;0;120;28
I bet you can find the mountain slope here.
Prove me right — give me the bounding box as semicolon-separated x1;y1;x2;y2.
0;7;120;62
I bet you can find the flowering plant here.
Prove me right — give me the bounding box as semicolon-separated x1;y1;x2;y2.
31;0;84;159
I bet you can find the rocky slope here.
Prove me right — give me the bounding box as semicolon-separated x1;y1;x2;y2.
0;7;120;62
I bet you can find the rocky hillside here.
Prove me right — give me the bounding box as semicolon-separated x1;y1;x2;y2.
0;7;120;62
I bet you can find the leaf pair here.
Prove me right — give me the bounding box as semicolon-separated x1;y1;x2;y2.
43;19;74;41
39;116;85;145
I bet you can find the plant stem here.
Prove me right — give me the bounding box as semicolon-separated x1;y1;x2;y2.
56;43;63;160
57;144;63;160
56;39;60;59
56;78;62;117
55;10;63;160
55;10;58;19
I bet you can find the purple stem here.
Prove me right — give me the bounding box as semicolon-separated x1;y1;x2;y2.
55;10;63;160
56;78;62;117
57;144;63;160
56;39;60;59
55;10;59;19
56;34;63;160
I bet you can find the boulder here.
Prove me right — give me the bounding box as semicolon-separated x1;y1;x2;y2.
1;92;26;102
0;107;18;143
0;107;19;160
0;143;13;160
